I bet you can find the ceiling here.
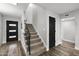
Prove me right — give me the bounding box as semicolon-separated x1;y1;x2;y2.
17;3;29;11
35;3;79;14
0;3;22;17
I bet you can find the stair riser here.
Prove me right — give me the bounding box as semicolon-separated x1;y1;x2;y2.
31;48;45;56
30;33;37;35
26;24;35;32
30;36;39;39
28;28;35;31
30;39;41;44
27;43;43;51
30;43;43;50
27;44;43;52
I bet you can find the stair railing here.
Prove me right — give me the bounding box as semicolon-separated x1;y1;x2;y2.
24;23;31;55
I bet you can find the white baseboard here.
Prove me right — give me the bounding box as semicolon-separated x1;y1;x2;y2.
75;46;79;50
20;40;27;55
62;39;75;43
56;41;62;46
46;48;49;51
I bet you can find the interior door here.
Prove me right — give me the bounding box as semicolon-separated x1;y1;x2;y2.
49;16;55;48
6;21;18;42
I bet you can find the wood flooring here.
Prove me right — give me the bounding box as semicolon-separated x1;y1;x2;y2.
0;41;24;56
1;40;79;56
39;45;79;56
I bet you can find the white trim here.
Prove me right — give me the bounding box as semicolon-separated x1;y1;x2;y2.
61;17;75;22
62;39;75;43
56;41;62;46
33;24;47;49
46;48;49;51
47;16;49;51
75;46;79;50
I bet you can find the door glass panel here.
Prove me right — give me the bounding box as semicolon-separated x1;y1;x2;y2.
9;24;16;26
9;36;16;38
9;30;16;32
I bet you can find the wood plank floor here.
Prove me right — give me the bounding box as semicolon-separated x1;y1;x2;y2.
39;45;79;56
1;41;79;56
0;41;24;56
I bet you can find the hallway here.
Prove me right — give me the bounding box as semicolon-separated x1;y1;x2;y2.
0;3;79;56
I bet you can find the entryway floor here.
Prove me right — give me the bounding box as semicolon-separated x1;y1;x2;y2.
1;41;79;56
39;45;79;56
0;41;23;56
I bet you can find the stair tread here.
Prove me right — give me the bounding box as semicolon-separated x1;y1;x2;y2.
30;38;40;41
25;38;41;42
31;41;42;47
25;43;43;49
31;35;38;36
25;38;41;46
24;35;38;37
30;35;38;39
29;31;36;33
31;46;45;54
30;32;37;35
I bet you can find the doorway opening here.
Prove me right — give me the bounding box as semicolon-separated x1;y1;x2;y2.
61;17;76;48
49;16;55;48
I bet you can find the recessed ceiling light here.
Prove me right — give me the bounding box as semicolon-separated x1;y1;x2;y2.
29;3;33;7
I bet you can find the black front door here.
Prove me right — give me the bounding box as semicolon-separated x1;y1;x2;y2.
6;21;18;42
49;16;55;48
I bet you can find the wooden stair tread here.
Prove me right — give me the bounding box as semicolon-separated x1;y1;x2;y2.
30;32;37;34
30;38;41;40
31;47;45;56
30;42;42;47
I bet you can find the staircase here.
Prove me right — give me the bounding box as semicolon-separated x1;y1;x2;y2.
25;24;46;56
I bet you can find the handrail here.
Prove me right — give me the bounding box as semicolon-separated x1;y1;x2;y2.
24;23;31;55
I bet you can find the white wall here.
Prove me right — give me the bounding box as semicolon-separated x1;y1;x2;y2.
61;19;76;43
60;10;79;50
25;4;33;24
0;14;2;45
1;15;21;44
0;4;22;18
32;4;47;49
0;3;23;44
31;4;61;50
